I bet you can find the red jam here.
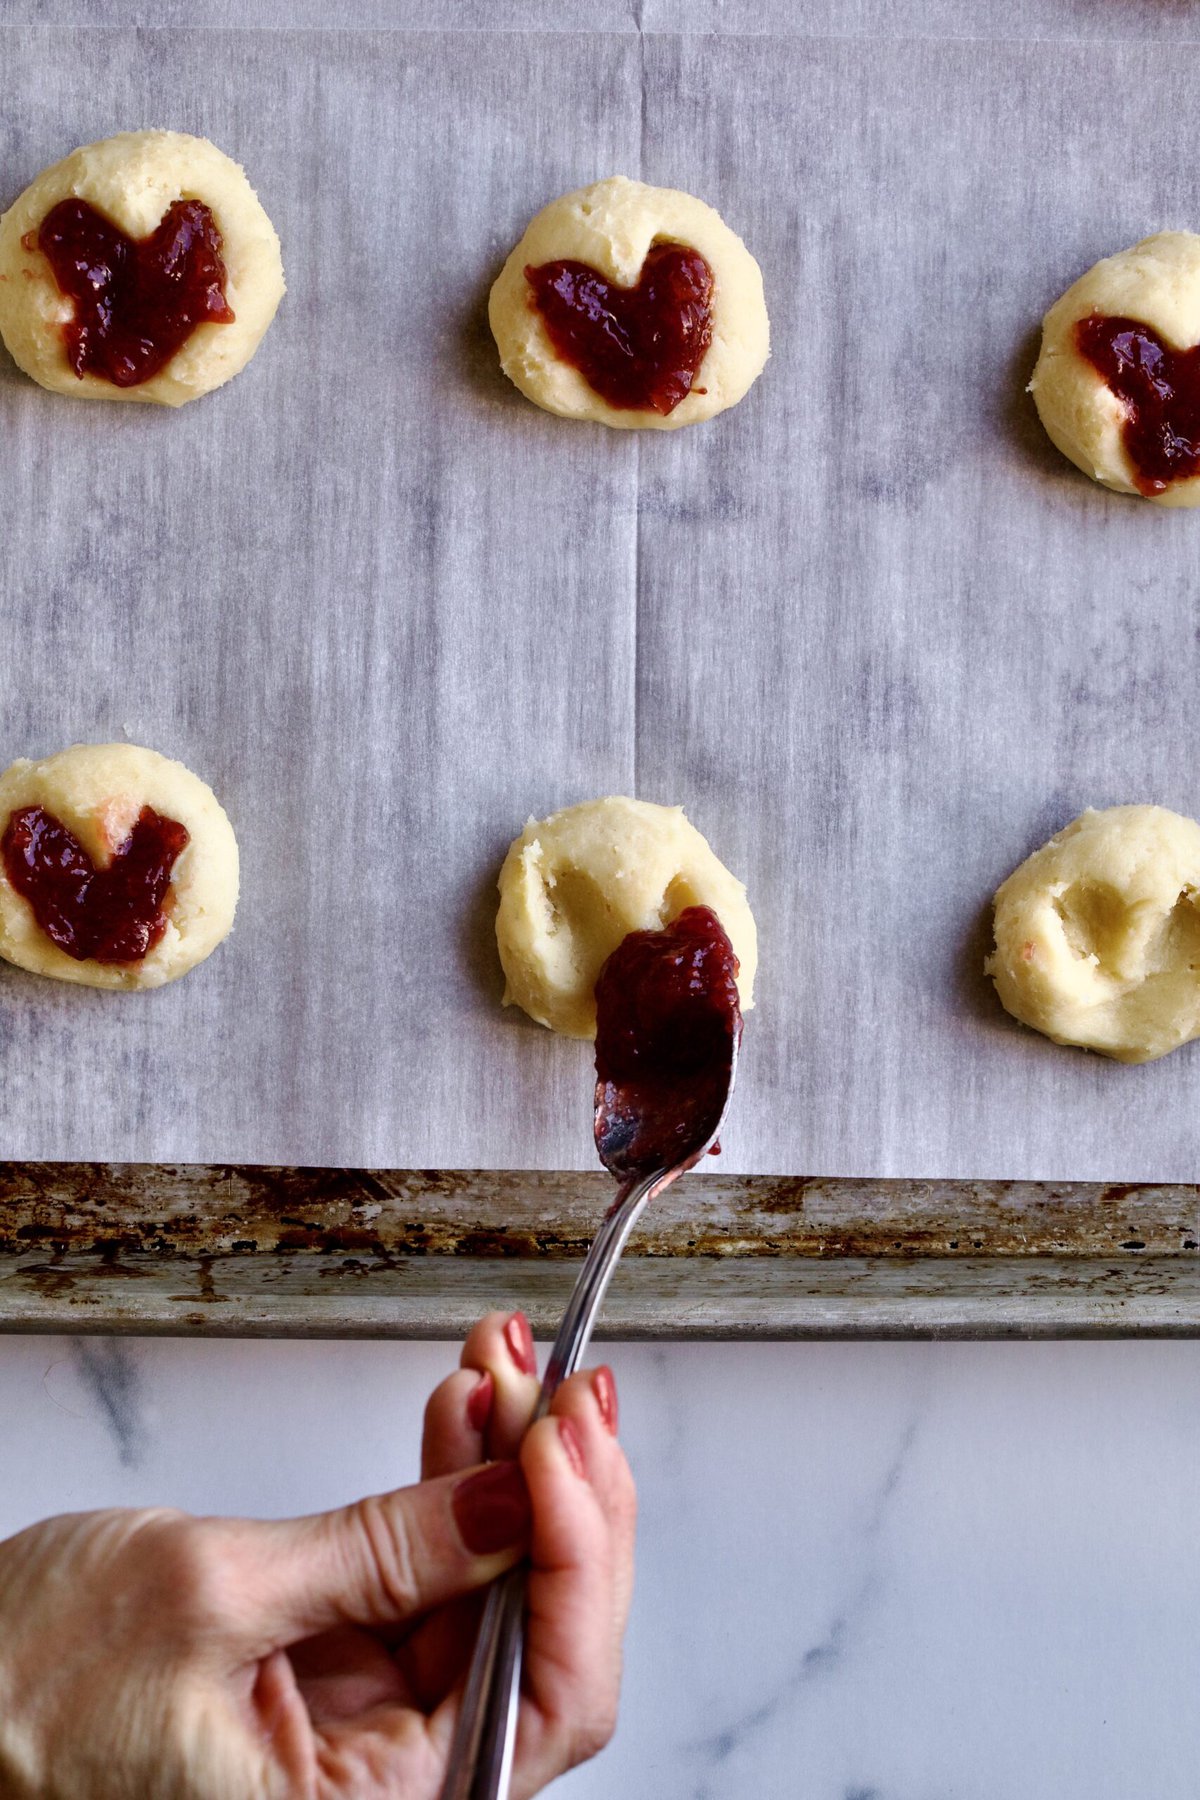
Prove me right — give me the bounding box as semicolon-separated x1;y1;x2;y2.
1075;314;1200;495
525;243;714;415
36;197;235;387
594;906;741;1173
2;805;189;963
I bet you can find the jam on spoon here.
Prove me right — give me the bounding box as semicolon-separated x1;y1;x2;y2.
525;242;714;414
2;804;189;962
1075;313;1200;495
35;197;235;387
593;904;742;1178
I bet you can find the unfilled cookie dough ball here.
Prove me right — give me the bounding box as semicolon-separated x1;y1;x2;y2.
496;796;757;1037
0;130;284;405
489;176;769;429
1029;233;1200;506
0;743;239;990
986;804;1200;1063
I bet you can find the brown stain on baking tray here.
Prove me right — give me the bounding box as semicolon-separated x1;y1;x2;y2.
1;1166;1198;1273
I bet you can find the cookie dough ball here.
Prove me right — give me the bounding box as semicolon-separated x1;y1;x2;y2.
0;130;284;405
0;743;239;990
1029;233;1200;506
986;805;1200;1062
496;796;757;1037
489;176;769;429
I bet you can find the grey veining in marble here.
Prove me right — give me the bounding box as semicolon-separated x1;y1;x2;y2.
690;1415;918;1787
68;1340;148;1468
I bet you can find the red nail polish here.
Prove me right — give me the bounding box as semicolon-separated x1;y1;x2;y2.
452;1462;532;1555
504;1311;537;1377
559;1417;587;1479
467;1371;494;1433
593;1365;618;1435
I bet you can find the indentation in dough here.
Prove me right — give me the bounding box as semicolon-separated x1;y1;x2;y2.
97;793;142;859
1147;888;1200;976
659;873;702;925
546;864;614;942
1052;881;1132;973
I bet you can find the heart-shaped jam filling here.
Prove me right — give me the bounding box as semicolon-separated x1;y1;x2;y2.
1075;314;1200;494
2;804;189;963
526;243;714;414
35;197;235;388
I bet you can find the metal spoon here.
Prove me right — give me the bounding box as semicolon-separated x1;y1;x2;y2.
440;967;739;1800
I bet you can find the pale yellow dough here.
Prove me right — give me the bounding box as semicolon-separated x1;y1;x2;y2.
0;130;284;405
488;176;769;429
1029;232;1200;506
0;743;239;990
986;805;1200;1063
496;796;757;1038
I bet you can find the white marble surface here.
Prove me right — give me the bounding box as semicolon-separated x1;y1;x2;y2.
2;1335;1199;1797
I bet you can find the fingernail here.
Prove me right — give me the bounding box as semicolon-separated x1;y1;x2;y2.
559;1417;587;1479
452;1462;532;1555
592;1366;618;1435
504;1311;537;1377
466;1371;494;1433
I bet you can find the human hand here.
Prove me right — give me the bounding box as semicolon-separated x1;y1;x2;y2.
0;1313;635;1799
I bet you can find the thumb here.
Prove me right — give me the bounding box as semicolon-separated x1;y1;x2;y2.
227;1460;531;1649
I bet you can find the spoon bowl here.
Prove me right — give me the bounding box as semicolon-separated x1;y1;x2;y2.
594;1026;739;1188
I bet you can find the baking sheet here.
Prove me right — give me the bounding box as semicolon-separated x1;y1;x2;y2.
2;18;1200;1181
8;1167;1200;1340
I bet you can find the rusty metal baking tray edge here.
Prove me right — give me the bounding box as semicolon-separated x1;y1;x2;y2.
1;1163;1197;1339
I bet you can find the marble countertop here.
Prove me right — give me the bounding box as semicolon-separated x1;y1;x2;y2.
2;1333;1197;1797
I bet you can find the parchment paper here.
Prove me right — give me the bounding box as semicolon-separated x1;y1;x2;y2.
2;14;1200;1180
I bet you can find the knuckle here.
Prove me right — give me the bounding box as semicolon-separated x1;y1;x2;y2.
138;1516;233;1629
568;1703;618;1767
345;1494;422;1616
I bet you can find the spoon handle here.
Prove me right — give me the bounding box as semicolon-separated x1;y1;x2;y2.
536;1166;661;1399
439;1169;661;1800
